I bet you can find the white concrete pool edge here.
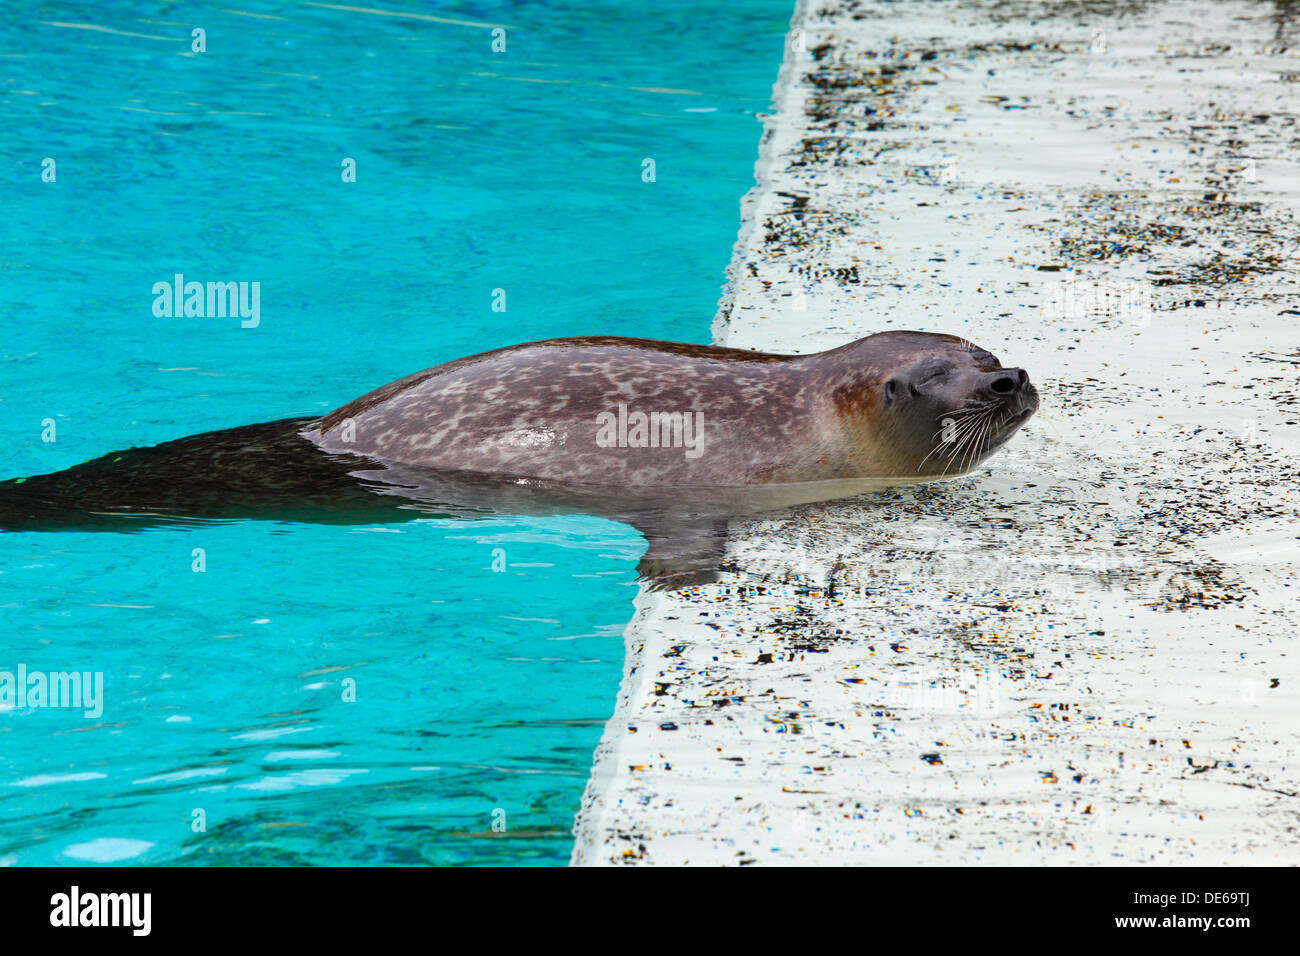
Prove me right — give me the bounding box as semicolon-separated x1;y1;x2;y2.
572;0;1300;866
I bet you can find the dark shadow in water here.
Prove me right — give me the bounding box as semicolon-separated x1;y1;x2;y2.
0;418;749;590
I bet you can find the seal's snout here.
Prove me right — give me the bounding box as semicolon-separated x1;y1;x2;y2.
982;366;1039;413
978;367;1039;433
985;367;1029;396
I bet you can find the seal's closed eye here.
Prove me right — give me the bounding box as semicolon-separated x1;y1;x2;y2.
915;363;951;388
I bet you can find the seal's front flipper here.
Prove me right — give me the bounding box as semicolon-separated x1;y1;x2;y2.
631;514;730;591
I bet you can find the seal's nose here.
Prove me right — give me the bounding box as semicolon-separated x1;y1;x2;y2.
985;368;1028;395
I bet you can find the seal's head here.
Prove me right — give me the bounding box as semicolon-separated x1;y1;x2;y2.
831;330;1039;479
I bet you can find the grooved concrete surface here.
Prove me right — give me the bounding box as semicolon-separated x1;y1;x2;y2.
572;0;1300;865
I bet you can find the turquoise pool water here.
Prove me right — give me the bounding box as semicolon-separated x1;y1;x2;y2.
0;0;790;865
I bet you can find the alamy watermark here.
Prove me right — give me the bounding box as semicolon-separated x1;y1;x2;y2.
152;273;260;328
1047;279;1151;325
50;886;150;936
881;668;1000;714
0;665;103;718
595;404;706;459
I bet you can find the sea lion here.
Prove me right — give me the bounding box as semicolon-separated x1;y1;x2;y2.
0;331;1037;582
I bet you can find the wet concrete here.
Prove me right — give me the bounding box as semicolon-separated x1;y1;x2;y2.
573;0;1300;865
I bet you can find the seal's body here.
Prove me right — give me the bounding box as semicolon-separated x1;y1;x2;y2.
0;332;1038;544
306;337;821;487
304;332;1037;489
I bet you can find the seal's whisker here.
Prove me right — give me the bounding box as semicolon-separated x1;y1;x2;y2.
955;407;996;474
940;412;987;475
933;418;977;474
916;441;948;471
923;409;977;447
917;407;985;470
939;398;998;418
972;411;998;470
971;406;1002;468
946;407;991;463
925;402;990;442
966;410;998;473
956;415;985;475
